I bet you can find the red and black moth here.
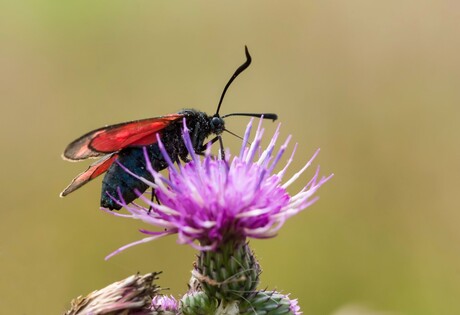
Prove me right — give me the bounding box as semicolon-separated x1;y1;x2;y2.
60;47;278;210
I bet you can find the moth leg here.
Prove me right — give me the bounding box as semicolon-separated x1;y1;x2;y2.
148;182;161;214
218;136;225;161
198;136;219;154
198;136;225;160
192;121;201;148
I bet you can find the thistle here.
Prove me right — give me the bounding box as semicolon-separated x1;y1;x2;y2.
64;272;161;315
97;118;332;314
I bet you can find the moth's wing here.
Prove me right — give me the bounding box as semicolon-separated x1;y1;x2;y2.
60;153;118;197
63;114;183;161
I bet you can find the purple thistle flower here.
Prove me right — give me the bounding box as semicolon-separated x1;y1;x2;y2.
104;118;332;259
151;295;178;312
288;296;302;315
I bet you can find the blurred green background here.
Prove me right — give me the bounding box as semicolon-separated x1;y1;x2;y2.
1;1;459;314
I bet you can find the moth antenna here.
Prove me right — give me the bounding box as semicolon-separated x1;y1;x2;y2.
215;46;252;116
221;112;278;121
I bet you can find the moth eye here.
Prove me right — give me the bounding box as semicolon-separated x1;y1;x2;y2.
211;116;224;131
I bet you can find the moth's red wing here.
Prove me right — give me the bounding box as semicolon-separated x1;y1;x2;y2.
89;114;183;152
60;153;118;197
63;114;183;161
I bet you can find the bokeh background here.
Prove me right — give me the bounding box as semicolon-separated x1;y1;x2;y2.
1;1;459;314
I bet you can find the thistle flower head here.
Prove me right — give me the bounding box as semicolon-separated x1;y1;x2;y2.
64;273;160;315
105;119;332;258
240;291;303;315
151;295;178;313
